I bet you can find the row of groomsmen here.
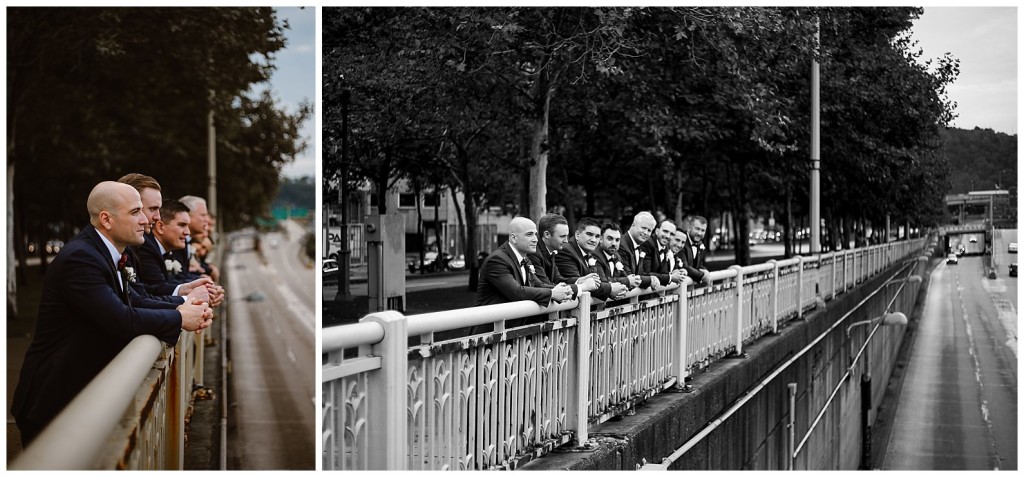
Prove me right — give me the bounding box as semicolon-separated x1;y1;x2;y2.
476;211;711;309
12;175;226;446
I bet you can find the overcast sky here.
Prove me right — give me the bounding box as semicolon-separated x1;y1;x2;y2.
260;6;315;179
909;6;1017;135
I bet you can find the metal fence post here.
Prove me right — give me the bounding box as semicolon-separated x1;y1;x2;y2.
730;265;746;357
673;282;690;389
787;382;797;470
796;255;804;320
362;311;409;469
573;292;593;444
769;260;779;334
830;252;837;300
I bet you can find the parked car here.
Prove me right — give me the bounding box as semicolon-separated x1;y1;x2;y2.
969;236;978;243
1010;242;1018;254
946;253;959;265
1010;263;1018;277
323;258;339;284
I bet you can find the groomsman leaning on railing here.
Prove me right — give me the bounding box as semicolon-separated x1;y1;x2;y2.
11;181;213;445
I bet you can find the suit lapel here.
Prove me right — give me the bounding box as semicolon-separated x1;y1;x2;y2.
84;226;130;304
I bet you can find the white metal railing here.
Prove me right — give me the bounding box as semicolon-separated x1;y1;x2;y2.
11;327;203;469
323;238;928;470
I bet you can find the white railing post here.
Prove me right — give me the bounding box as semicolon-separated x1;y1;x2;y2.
847;247;856;284
730;265;745;356
796;255;804;319
573;292;592;445
830;253;837;300
673;281;690;388
769;260;779;334
361;311;408;470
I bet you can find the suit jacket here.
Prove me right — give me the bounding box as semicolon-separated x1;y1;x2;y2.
12;226;183;433
168;246;202;282
476;242;553;307
528;241;578;299
593;248;633;288
132;234;186;302
617;233;653;289
680;234;709;283
555;239;614;300
640;238;673;287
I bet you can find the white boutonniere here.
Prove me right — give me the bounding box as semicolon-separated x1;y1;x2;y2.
587;257;597;267
165;259;183;273
639;251;646;259
527;264;536;275
615;262;624;272
124;266;137;283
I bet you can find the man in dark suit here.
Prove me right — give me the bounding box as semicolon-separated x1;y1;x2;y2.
136;200;222;307
641;219;687;287
593;222;641;289
555;217;628;301
529;213;598;298
680;215;712;285
12;182;213;445
179;195;216;278
476;217;574;307
118;174;214;303
618;212;658;289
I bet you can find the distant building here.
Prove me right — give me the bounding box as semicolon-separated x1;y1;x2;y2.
325;180;516;265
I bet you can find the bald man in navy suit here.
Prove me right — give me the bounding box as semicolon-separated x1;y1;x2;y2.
12;182;213;445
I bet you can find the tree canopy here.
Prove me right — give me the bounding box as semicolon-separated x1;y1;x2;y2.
8;7;311;237
325;6;957;270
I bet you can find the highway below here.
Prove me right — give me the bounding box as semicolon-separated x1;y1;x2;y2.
881;254;1017;470
225;220;315;470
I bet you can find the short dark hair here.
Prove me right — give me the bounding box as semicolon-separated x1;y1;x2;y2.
576;217;601;233
657;219;676;229
160;199;190;222
688;215;708;226
601;222;621;235
537;213;568;237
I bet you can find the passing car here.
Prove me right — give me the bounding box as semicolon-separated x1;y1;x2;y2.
969;237;978;243
946;253;959;265
1010;263;1018;277
323;258;339;284
1010;242;1018;254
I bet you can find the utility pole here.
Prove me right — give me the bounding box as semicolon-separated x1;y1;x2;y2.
809;18;821;254
208;90;218;239
336;90;352;300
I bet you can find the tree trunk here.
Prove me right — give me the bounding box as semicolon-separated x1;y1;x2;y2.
784;187;794;257
415;181;424;274
528;72;552;221
7;161;17;319
453;145;481;293
673;160;684;224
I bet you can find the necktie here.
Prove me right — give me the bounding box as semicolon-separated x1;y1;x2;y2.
519;258;528;285
117;252;128;270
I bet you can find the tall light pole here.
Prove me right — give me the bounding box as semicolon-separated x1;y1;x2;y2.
208;90;218;239
336;90;352;301
810;18;822;254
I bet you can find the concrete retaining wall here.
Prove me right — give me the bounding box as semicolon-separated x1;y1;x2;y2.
523;259;926;471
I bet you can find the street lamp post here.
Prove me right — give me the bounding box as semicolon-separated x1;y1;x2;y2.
810;18;821;254
336;90;352;301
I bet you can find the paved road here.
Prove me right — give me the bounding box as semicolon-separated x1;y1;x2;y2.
226;221;315;469
881;255;1017;470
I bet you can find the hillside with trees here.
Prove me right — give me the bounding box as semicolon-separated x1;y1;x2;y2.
941;127;1017;194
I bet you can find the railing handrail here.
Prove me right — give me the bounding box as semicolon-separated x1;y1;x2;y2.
11;335;164;470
